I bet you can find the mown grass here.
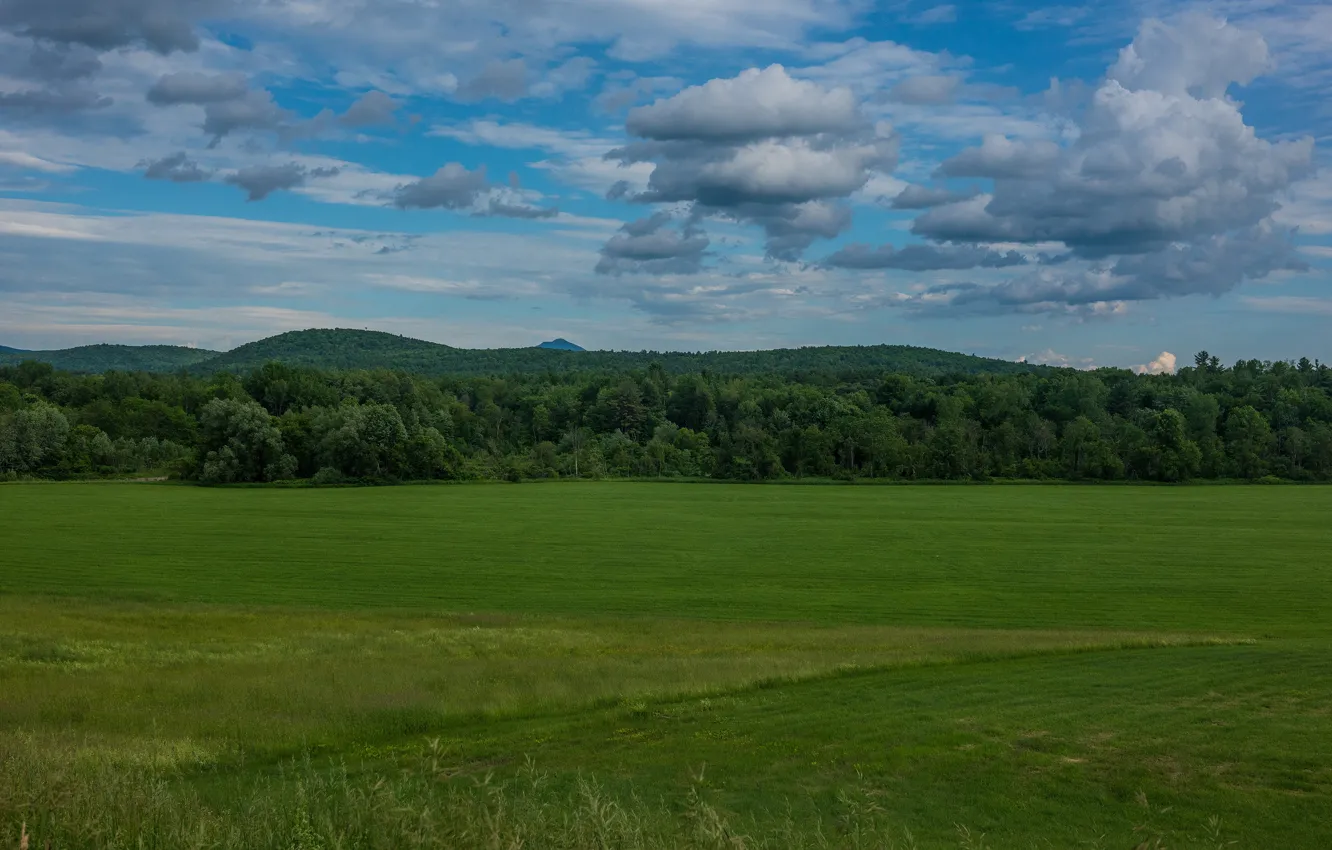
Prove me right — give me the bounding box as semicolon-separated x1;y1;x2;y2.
2;483;1330;633
1;483;1330;847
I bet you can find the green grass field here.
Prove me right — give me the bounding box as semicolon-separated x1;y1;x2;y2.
2;483;1330;848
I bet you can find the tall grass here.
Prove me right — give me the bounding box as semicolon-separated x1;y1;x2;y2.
1;736;1236;850
0;597;1225;766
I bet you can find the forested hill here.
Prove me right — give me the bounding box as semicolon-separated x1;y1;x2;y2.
0;345;25;354
1;328;1036;378
203;330;457;373
0;344;220;373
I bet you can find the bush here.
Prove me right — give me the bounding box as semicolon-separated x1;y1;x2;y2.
311;466;344;486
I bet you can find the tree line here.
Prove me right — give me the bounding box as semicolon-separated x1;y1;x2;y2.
2;352;1331;484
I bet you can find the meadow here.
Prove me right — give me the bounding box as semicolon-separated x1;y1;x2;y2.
1;482;1330;847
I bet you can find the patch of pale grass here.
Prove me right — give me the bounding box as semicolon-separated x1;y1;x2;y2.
0;596;1243;769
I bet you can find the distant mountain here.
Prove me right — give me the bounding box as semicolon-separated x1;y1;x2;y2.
538;338;586;352
203;329;457;373
0;328;1042;378
0;345;26;354
0;343;219;373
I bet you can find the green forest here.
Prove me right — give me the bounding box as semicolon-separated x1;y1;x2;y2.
2;350;1330;484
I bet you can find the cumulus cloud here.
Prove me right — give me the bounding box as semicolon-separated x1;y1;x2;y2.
224;163;339;201
390;163;561;218
594;74;681;112
629;137;892;206
625;65;863;143
1108;16;1270;99
605;64;896;262
530;57;597;99
0;0;209;54
932;135;1060;180
879;15;1317;315
596;212;710;275
1134;351;1177;375
456;59;529;102
26;44;102;81
824;243;1027;271
141;151;210;182
481;199;559;219
452;55;595;104
146;71;248;105
144;72;291;146
748;200;853;261
339;91;398;127
890;183;978;209
201;90;289;145
890;226;1303;317
392;163;490;209
887;74;959;105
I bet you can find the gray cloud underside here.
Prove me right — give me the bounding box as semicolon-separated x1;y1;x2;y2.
392;163;490;210
825;243;1027;271
0;86;110;113
596;212;709;275
0;0;209;54
147;72;398;146
890;183;979;209
392;164;559;219
224;163;339;201
141;151;210;182
340;91;398;127
456;58;529;102
899;226;1304;317
481;200;559;219
25;44;102;80
202;90;288;145
141;70;293;146
146;71;248;105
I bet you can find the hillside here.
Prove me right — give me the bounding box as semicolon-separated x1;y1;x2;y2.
0;343;220;373
1;328;1038;377
0;345;26;354
201;329;457;372
204;329;1035;377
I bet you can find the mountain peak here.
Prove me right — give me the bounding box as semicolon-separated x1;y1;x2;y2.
538;338;586;352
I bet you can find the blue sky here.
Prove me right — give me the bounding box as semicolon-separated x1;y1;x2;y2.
1;0;1330;369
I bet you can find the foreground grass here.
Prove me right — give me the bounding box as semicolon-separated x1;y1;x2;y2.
1;483;1330;846
5;640;1328;847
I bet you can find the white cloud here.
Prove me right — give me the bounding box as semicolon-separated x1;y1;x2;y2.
1018;348;1097;369
0;150;76;173
882;15;1317;316
627;65;863;142
608;65;898;261
1133;351;1177;375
